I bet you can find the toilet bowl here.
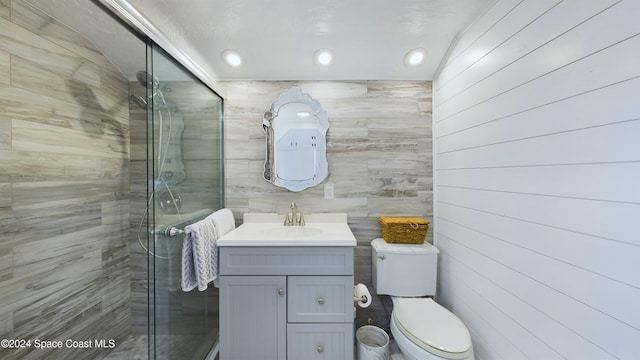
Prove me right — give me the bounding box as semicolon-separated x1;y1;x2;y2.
371;238;474;360
390;297;473;360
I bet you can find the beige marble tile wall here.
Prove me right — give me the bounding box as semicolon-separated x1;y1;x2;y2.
222;80;432;330
0;1;130;359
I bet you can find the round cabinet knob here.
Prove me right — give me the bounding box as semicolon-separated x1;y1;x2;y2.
317;298;325;305
317;345;324;353
278;288;285;296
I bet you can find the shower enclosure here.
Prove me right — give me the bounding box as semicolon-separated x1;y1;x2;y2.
0;1;223;359
132;44;225;360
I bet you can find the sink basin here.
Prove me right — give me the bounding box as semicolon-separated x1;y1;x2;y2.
266;226;323;238
217;213;356;247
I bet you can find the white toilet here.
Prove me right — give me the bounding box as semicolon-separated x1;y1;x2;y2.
371;238;474;360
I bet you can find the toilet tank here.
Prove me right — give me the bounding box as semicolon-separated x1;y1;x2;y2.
371;238;439;296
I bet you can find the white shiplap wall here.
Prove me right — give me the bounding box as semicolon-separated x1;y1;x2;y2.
432;0;640;359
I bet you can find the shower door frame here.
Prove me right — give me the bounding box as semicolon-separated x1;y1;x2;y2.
145;42;225;360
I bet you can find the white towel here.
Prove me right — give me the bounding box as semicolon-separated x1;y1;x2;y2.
211;208;236;239
181;208;235;292
210;208;235;288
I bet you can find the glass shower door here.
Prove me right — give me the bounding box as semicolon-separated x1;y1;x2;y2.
146;44;224;360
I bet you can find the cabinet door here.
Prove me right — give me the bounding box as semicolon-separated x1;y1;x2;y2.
220;276;287;360
287;323;353;360
288;276;353;323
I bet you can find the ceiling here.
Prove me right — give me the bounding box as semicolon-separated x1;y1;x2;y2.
125;0;494;81
25;0;494;82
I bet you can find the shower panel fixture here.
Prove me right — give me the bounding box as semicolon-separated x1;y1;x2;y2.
134;70;186;187
135;69;187;260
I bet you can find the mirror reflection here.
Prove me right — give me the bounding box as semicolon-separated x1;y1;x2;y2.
263;87;329;192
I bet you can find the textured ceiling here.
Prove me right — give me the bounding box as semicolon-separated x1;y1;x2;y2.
126;0;494;80
25;0;494;81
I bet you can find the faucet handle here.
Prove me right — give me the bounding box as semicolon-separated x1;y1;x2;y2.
298;212;305;226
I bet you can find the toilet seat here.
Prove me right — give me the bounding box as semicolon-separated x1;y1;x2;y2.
393;298;472;360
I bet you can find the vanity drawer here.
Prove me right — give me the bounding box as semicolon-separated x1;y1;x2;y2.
220;247;353;275
287;323;353;360
288;276;353;323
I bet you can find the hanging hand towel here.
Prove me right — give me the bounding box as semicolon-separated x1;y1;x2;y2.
181;212;218;292
181;208;236;292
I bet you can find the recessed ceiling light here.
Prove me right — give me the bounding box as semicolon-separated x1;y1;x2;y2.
314;49;333;66
222;50;242;67
404;48;426;66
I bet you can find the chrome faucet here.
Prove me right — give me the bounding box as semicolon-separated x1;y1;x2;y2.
284;202;305;226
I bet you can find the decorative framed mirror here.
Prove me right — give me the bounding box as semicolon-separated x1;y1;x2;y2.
262;87;329;192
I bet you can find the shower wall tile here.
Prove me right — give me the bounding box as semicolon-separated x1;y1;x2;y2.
12;50;101;95
0;116;9;149
0;247;12;282
1;82;128;139
12;119;127;159
221;80;432;332
12;180;124;211
12;225;103;276
0;313;12;341
0;0;8;21
10;0;111;69
0;50;9;85
0;208;103;254
0;182;13;208
0;2;131;359
0;149;104;186
0;16;80;69
9;54;128;125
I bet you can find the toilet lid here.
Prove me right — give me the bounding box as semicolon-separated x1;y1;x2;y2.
393;298;472;359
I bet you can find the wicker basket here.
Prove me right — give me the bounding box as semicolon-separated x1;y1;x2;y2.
379;217;430;244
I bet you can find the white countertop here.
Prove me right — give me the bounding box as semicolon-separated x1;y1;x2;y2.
217;213;357;247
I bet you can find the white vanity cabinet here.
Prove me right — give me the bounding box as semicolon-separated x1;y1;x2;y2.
219;246;354;360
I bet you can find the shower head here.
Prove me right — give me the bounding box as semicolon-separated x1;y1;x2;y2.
135;70;169;108
136;70;160;91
